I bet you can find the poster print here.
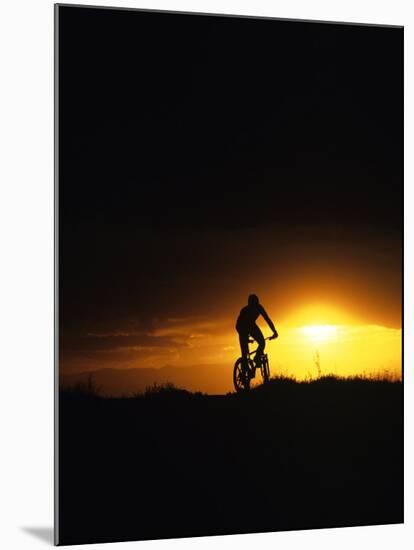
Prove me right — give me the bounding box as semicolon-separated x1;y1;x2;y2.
56;5;403;545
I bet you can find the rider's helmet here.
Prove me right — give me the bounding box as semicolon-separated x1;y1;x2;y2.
248;294;259;307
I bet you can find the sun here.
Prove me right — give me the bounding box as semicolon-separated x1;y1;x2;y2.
300;324;338;343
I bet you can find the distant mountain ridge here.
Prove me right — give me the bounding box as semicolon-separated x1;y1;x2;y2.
60;363;232;396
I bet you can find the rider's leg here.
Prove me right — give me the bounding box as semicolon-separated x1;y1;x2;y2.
237;329;249;360
250;324;265;366
237;329;253;378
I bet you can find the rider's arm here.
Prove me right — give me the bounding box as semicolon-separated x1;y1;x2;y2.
259;305;278;336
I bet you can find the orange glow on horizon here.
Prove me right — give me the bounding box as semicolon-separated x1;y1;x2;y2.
60;301;402;395
281;302;358;327
300;324;338;342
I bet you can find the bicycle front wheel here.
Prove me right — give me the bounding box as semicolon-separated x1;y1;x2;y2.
233;358;251;392
262;354;270;384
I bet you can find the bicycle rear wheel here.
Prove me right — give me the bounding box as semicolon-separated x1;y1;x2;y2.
233;357;252;392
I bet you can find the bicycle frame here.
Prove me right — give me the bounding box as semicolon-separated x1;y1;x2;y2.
247;336;274;357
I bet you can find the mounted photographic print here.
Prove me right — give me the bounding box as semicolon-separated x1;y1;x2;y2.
55;4;404;545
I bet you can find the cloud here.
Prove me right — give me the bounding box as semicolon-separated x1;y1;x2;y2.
148;317;218;338
66;333;176;352
60;315;234;374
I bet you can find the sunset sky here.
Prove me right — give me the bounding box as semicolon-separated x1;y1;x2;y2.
58;7;402;393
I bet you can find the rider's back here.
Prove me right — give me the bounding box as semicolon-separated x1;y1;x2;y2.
236;304;262;331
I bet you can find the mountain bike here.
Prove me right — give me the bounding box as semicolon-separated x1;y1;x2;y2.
233;336;276;392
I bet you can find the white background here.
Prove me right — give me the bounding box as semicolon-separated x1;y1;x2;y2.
0;0;412;548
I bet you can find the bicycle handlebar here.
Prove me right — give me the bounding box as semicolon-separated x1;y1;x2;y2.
248;335;277;344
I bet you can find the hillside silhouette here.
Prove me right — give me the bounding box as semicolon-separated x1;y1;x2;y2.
60;364;234;396
58;376;403;545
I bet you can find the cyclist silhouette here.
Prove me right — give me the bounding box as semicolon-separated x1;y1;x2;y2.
236;294;278;366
